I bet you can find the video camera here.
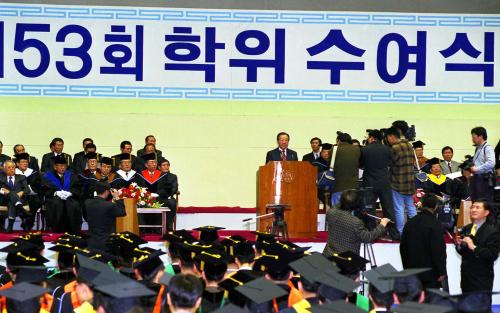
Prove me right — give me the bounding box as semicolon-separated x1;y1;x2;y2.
460;155;474;171
363;120;416;145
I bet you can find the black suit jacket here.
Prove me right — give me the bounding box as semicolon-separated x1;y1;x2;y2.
360;141;391;183
72;153;102;174
0;174;30;204
41;153;72;173
302;152;319;163
457;222;500;292
400;210;447;288
265;148;298;164
85;197;125;251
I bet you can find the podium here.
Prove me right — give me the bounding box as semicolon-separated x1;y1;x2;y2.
457;200;472;229
257;161;318;238
116;198;139;235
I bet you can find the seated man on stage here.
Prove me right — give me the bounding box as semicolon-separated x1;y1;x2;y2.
42;155;82;233
14;153;42;231
137;153;170;231
13;144;39;172
0;160;30;232
40;137;72;173
159;158;179;230
265;132;298;164
72;143;101;174
111;140;137;171
135;143;159;171
112;153;137;189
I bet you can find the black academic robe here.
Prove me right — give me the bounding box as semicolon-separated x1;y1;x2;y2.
72;152;102;174
41;170;82;233
41;153;72;173
85;197;125;252
137;170;170;230
457;222;500;292
201;287;226;312
111;154;137;171
111;170;138;189
16;168;42;229
12;155;39;172
302;152;319;163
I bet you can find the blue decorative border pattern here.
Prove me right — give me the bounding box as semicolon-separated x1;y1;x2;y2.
0;84;498;104
0;5;499;26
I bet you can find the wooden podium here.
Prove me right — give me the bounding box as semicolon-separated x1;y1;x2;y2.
257;161;318;238
457;200;472;229
116;198;139;235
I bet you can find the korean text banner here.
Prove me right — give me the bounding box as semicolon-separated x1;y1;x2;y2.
0;4;499;103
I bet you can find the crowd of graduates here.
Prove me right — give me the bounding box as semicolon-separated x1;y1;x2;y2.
0;227;494;313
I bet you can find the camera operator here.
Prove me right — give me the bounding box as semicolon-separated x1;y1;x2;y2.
470;127;496;201
360;129;399;240
456;200;500;297
322;189;390;257
400;193;447;290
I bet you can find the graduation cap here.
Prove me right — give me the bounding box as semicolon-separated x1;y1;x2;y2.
194;226;225;243
321;143;333;150
289;252;339;280
73;246;118;264
14;266;48;283
132;248;165;279
14;153;30;161
0;240;39;254
427;157;441;166
52;154;67;165
197;250;229;277
235;277;288;305
212;303;250;313
336;131;352;143
95;278;156;299
85;152;98;160
380;268;429;297
163;229;196;244
363;263;397;294
0;282;47;302
13;232;45;250
101;157;113;165
252;231;275;243
141;152;156;161
117;153;132;162
412;141;426;149
76;254;113;285
391;302;453;313
311;300;367;313
316;268;359;294
218;270;256;293
329;251;369;275
58;232;90;240
233;241;255;260
220;235;249;256
6;251;50;267
110;231;147;250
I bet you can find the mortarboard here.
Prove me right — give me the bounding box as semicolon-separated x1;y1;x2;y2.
0;282;47;302
235;277;287;305
412;141;426;149
363;263;397;294
53;155;67;165
336;131;352;143
427;157;441;166
118;153;132;162
197;250;229;277
194;226;225;243
13;232;45;250
329;251;369;275
76;254;114;285
85;152;98;160
14;153;29;161
141;152;156;161
233;241;255;260
132;248;165;278
6;251;49;267
252;231;275;243
163;229;196;244
321;143;333;150
220;235;248;256
315;269;359;294
218;270;255;293
100;157;113;165
391;301;453;313
14;266;48;283
311;300;367;313
73;246;118;264
95;279;156;299
0;240;39;254
289;253;340;281
380;268;429;297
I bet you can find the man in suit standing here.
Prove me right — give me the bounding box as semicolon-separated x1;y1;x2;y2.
400;193;447;289
440;146;460;175
302;137;322;163
0;160;31;232
331;131;360;206
265;132;298;164
456;200;500;297
85;181;125;252
41;138;72;174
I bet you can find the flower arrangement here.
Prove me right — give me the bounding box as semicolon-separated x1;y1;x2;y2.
119;182;164;208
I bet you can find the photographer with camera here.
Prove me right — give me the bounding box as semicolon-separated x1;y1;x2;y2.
360;129;399;241
322;189;390;257
400;193;447;290
456;200;499;297
470;127;496;201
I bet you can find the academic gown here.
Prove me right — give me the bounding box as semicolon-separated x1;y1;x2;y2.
111;170;137;189
41;170;82;233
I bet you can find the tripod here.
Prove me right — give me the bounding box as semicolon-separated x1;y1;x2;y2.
267;204;290;240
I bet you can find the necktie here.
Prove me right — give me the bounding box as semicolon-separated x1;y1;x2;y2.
470;224;477;236
150;172;154;178
448;162;452;173
314;153;318;159
8;177;13;189
281;150;286;161
125;172;129;178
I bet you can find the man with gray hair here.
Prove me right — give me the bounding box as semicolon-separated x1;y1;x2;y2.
0;160;30;232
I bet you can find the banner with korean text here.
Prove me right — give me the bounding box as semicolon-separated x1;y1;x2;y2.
0;4;499;103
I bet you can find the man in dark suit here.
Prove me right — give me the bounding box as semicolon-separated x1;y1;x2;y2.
41;137;72;174
265;132;298;164
0;160;30;232
331;131;360;206
111;140;137;171
14;153;42;231
302;137;322;163
323;189;389;257
456;200;500;296
13;144;39;172
73;137;94;163
72;142;102;174
360;130;398;240
400;193;447;289
41;155;82;233
159;158;179;230
137;135;163;158
85;181;125;252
